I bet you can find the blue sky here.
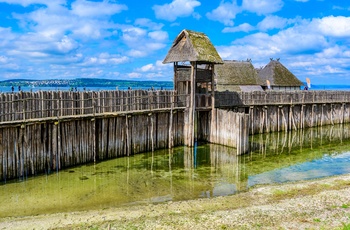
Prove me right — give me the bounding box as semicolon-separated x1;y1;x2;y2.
0;0;349;85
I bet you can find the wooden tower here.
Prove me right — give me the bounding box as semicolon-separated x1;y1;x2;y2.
163;29;223;146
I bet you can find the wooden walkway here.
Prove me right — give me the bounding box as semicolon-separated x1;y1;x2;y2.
0;90;185;125
2;90;349;125
216;91;350;107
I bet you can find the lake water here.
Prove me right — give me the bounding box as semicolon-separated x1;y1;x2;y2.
0;124;349;218
0;84;349;93
0;85;172;93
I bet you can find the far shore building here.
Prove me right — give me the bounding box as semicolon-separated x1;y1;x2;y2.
215;60;264;92
258;59;303;91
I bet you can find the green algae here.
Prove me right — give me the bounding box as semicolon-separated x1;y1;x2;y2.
0;124;349;218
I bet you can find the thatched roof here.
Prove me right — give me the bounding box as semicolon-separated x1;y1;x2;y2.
163;29;223;64
217;85;263;92
215;60;264;92
258;60;303;87
215;60;264;85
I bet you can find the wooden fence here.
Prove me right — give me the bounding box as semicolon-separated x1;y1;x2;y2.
3;90;349;124
0;90;186;124
0;111;185;181
216;91;350;107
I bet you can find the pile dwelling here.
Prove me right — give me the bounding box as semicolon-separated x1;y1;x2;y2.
0;29;349;181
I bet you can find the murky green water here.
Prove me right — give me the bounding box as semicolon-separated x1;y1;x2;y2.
1;124;350;218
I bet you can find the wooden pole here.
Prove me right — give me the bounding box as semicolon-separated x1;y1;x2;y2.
191;62;197;146
331;104;334;125
126;115;130;156
150;113;154;153
168;92;174;149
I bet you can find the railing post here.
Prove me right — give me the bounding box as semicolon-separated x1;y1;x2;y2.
22;97;26;121
92;93;96;116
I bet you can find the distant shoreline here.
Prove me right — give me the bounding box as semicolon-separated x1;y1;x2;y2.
0;78;349;92
0;78;173;88
0;78;174;92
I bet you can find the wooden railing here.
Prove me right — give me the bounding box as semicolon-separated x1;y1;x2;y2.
216;91;350;107
0;90;187;123
2;90;349;123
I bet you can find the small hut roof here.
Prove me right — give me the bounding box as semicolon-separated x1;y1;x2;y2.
163;29;223;64
215;60;264;85
258;60;303;86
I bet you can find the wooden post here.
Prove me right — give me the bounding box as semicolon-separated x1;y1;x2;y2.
264;106;268;133
126;115;130;156
321;104;324;126
191;62;196;146
260;107;264;133
277;106;281;132
92;118;96;163
251;106;254;134
184;62;196;147
291;105;297;131
281;107;287;132
168;92;174;149
331;104;334;125
150;114;154;152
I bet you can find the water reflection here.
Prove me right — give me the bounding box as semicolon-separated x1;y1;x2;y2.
0;124;349;218
248;152;350;186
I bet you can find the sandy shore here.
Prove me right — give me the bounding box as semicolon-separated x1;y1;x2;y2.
1;174;350;230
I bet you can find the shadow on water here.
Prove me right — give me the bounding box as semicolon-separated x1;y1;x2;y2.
0;124;350;218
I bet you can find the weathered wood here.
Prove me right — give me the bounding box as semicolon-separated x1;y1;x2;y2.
1;89;350;181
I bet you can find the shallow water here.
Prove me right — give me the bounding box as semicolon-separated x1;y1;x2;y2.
0;124;349;218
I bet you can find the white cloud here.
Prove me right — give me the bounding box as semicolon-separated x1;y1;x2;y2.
271;27;327;54
127;50;147;58
122;27;168;57
128;72;142;79
222;23;255;33
0;56;9;63
140;64;155;72
257;15;292;31
217;15;350;84
221;23;327;61
148;31;169;42
82;53;129;66
98;53;129;65
72;22;103;39
12;2;122;41
242;0;284;15
71;0;127;18
206;1;241;26
122;27;147;44
132;60;173;81
55;36;78;54
315;16;350;37
153;0;201;21
139;60;170;73
192;12;201;20
0;0;65;7
134;18;164;30
0;27;16;48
